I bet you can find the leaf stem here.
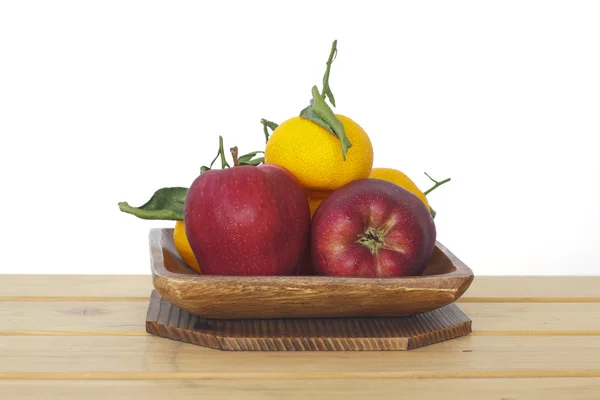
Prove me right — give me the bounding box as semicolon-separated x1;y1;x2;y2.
260;119;279;143
321;40;338;107
219;136;230;169
208;143;220;169
424;172;451;195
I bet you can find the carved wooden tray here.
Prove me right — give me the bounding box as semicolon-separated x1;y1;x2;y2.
146;290;472;351
149;228;474;319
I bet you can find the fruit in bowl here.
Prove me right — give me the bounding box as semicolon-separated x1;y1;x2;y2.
173;220;201;273
307;168;451;220
184;160;310;276
264;114;373;192
117;39;452;279
311;178;437;277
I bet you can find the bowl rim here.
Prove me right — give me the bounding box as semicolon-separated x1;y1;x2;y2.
149;228;474;284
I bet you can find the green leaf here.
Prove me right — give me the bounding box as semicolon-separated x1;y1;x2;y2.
299;101;335;135
263;120;279;130
238;151;264;164
118;187;188;221
308;86;352;160
239;157;264;166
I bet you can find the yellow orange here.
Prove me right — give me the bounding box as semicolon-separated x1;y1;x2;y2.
173;220;201;274
264;115;373;191
369;168;430;209
308;190;332;217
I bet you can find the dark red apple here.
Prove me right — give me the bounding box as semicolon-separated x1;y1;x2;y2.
184;164;310;276
311;178;436;277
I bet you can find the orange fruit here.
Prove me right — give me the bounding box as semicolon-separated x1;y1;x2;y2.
173;220;201;274
368;168;430;209
264;115;373;191
308;190;333;217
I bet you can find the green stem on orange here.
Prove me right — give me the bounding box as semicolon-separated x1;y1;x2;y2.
260;119;279;143
298;39;351;160
321;40;338;107
424;172;451;195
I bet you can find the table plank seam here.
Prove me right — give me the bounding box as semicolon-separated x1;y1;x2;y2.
2;371;600;380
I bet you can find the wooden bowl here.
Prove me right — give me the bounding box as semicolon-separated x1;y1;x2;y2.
149;228;474;319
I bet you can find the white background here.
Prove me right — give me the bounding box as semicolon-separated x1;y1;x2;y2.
1;1;599;275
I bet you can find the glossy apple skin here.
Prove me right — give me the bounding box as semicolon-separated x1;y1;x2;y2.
184;164;310;276
311;178;436;277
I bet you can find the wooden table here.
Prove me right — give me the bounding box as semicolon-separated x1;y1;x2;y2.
1;275;599;399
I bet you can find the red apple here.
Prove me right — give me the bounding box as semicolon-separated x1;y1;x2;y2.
184;164;310;275
311;178;436;277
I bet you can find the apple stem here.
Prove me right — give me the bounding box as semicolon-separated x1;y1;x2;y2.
200;135;265;173
230;146;239;167
424;172;451;196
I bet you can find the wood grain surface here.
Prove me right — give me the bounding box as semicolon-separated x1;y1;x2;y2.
145;291;472;351
2;275;599;301
2;301;600;335
2;275;600;399
1;378;600;400
2;336;600;374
